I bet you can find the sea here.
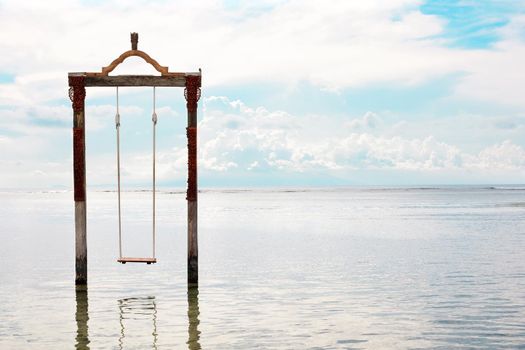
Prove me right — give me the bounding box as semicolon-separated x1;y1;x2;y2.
0;186;524;349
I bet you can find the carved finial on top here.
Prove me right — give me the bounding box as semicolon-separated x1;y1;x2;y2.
131;32;138;50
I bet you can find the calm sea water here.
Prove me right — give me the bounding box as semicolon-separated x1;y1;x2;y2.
1;187;525;349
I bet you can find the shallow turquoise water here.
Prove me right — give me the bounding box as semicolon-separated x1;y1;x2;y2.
1;187;525;349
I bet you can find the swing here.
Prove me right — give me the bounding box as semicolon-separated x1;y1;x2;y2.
116;86;158;264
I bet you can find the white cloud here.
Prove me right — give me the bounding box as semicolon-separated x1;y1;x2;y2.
454;16;525;107
469;140;525;170
1;95;525;188
1;0;525;187
197;96;525;177
0;0;523;107
345;112;381;131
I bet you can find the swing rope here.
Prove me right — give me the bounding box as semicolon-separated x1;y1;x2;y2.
116;87;122;259
115;86;158;262
152;87;157;259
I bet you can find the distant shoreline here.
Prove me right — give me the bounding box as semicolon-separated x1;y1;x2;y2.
2;184;525;194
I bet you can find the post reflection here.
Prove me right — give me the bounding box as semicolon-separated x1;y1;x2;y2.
187;287;201;350
118;296;158;350
75;285;90;350
75;288;201;349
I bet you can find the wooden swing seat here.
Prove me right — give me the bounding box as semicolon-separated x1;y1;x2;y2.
118;257;157;264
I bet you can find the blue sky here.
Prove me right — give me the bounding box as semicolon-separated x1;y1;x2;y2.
1;0;525;188
421;0;523;48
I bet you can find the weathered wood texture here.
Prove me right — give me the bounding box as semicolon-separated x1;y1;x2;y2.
70;76;87;285
73;128;85;201
187;81;199;285
84;74;189;87
188;201;198;285
117;257;157;264
75;201;87;285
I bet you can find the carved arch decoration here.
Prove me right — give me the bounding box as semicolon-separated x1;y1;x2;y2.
86;49;183;77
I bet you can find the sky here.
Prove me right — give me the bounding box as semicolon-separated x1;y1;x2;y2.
1;0;525;189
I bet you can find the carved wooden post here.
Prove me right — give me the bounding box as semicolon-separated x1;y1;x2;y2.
69;75;87;285
185;74;201;286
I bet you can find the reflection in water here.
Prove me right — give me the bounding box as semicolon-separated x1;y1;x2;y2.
118;296;158;350
74;289;200;349
75;286;90;350
187;287;201;350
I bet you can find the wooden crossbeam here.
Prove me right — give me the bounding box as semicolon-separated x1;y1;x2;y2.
68;73;201;87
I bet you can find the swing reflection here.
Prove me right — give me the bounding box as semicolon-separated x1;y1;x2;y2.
118;296;158;349
74;288;202;349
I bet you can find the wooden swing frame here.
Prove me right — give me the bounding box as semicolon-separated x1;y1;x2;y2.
68;32;201;286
